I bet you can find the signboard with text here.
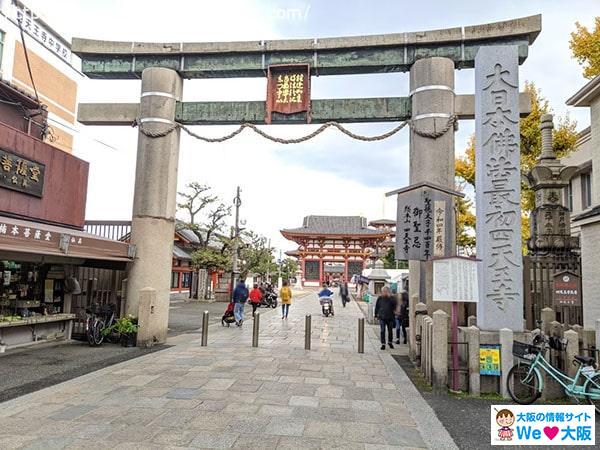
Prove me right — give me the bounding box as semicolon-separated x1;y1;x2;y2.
433;256;479;303
13;1;71;63
480;345;501;376
0;147;45;197
553;271;581;307
266;64;311;124
394;185;457;261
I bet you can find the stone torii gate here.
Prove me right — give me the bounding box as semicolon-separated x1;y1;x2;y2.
73;15;541;344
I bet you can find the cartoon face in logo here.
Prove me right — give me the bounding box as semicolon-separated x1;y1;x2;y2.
496;409;515;441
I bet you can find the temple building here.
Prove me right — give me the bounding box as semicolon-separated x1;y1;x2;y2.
368;218;396;260
281;216;388;286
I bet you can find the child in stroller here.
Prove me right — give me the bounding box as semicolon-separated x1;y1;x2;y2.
221;302;237;327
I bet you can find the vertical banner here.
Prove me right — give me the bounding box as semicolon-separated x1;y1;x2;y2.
475;46;523;331
266;64;311;124
433;200;446;257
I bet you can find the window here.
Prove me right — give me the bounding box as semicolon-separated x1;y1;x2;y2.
564;181;573;212
171;272;180;289
182;272;191;288
581;172;592;210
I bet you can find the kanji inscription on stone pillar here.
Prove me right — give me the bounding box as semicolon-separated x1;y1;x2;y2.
475;46;523;331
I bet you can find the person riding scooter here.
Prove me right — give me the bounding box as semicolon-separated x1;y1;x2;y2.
318;282;335;317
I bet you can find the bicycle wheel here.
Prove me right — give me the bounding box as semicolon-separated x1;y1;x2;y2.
86;317;96;346
584;374;600;414
93;319;105;346
507;362;541;404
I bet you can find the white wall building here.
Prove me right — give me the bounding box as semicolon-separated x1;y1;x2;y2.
0;0;82;153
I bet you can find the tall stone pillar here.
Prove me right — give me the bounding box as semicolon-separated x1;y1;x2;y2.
408;57;456;357
475;46;523;331
126;67;183;344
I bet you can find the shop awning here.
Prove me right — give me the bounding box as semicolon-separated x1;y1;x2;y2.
0;216;134;268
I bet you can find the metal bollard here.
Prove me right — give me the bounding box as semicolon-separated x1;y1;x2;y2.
252;312;260;347
201;311;209;346
358;317;365;353
305;314;311;350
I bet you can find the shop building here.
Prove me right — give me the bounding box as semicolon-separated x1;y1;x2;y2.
0;108;132;349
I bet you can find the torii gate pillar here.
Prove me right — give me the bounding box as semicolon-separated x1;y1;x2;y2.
408;57;456;357
126;67;183;344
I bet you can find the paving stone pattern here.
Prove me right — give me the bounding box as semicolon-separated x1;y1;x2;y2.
0;291;454;449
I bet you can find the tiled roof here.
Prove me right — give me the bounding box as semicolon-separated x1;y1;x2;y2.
173;244;192;260
282;215;386;236
369;218;396;226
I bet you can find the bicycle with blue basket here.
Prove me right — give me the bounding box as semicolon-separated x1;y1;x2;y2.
507;328;600;414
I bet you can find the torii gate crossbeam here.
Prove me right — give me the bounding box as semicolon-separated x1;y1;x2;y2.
72;15;541;347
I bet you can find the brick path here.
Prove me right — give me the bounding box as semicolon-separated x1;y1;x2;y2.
0;291;456;449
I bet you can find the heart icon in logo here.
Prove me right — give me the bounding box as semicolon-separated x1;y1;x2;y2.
543;426;559;440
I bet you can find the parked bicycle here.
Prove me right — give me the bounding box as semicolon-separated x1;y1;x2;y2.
507;329;600;414
85;303;116;347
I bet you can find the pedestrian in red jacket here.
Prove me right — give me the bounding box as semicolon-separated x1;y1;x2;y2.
249;284;262;316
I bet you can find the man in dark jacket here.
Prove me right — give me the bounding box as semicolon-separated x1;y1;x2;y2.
395;290;409;344
339;278;349;308
232;280;249;326
375;286;397;350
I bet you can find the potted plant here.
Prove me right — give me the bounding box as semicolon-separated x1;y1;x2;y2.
103;315;139;347
0;340;6;353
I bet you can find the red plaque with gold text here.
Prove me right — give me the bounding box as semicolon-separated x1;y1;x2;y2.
266;64;311;124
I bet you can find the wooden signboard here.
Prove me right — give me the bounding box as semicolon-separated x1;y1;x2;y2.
0;147;45;197
388;182;463;261
266;64;311;124
553;271;581;307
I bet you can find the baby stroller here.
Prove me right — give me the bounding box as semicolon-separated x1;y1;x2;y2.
221;302;236;327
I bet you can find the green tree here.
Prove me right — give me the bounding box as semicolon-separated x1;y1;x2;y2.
455;82;578;250
383;248;408;269
177;182;231;248
191;247;231;273
177;182;232;297
570;17;600;79
238;231;277;279
278;258;298;281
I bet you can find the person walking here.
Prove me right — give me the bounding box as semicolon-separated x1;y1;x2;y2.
375;286;397;350
232;279;249;326
395;290;409;345
339;277;349;308
279;280;292;319
249;283;262;317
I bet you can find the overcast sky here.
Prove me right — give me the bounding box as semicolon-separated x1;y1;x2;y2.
28;0;598;252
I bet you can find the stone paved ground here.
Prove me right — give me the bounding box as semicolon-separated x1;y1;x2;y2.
0;291;456;449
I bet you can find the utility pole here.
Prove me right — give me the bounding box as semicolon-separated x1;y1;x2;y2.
278;249;282;288
266;238;271;284
230;186;242;298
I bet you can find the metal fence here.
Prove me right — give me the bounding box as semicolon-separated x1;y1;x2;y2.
523;254;582;330
71;221;131;338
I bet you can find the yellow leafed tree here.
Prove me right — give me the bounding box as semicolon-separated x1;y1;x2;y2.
570;17;600;79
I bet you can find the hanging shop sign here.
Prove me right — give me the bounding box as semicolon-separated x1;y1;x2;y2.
553;271;581;307
0;148;45;197
480;344;501;376
266;64;311;124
